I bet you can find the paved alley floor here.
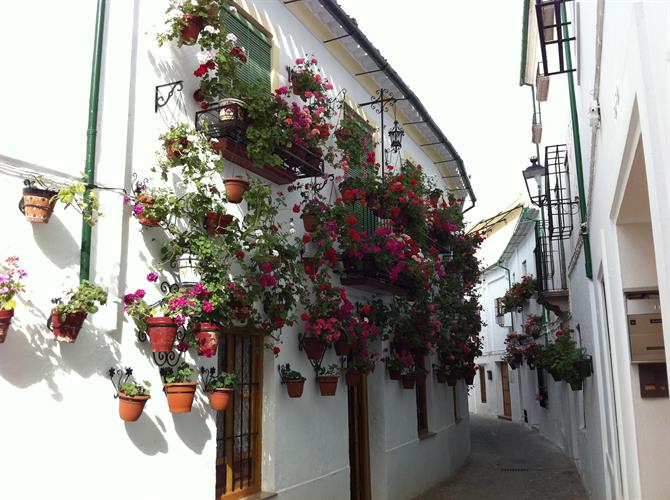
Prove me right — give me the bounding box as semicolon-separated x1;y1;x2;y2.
415;414;589;500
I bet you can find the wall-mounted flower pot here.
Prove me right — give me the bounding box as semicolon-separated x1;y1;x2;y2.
146;317;177;352
117;392;150;422
435;371;447;384
164;382;198;413
134;195;160;227
205;212;234;236
464;371;476;385
166;138;188;158
401;373;416;389
317;376;339;396
388;368;401;381
223;178;249;204
532;122;543;145
549;370;562;382
345;370;362;386
286;379;305;398
302;213;318;233
536;74;550;102
446;373;459;387
0;309;14;343
209;387;233;411
302;336;327;361
180;14;204;45
194;323;220;357
333;339;351;357
51;311;87;343
569;379;583;391
20;186;58;224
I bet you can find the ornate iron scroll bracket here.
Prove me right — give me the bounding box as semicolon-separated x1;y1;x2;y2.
108;367;134;398
155;81;184;113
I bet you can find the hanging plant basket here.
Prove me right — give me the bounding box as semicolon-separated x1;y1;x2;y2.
345;370;362;386
164;382;198;413
569;379;583;391
446;373;459;387
146;317;177;353
388;368;401;381
464;371;476;385
180;14;204;45
0;309;14;344
223;178;249;204
286;378;306;398
333;339;351;357
135;195;160;227
166;138;188;158
549;370;562;382
302;336;327;361
117;392;150;422
401;373;416;390
51;311;87;343
205;212;234;236
209;387;233;411
435;371;448;384
302;213;319;233
317;375;339;396
20;186;58;224
194;323;220;357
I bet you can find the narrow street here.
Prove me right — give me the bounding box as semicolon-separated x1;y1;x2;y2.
416;415;588;500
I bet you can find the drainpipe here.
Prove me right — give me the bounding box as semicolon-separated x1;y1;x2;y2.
79;0;107;283
496;261;514;330
560;1;593;280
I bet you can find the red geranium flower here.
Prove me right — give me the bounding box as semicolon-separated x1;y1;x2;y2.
346;215;358;225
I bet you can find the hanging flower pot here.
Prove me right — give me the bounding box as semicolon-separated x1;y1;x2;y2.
177;254;200;284
0;309;14;344
205;212;234;236
401;373;416;389
51;311;87;343
435;371;448;384
388;368;401;381
20;185;58;224
286;378;306;398
301;336;327;361
146;317;177;353
464;371;476;385
569;379;583;391
317;375;339;396
164;382;198;413
180;14;204;45
333;339;351;357
446;373;459;387
345;369;362;386
549;369;562;382
194;322;220;357
302;213;318;233
134;195;160;227
209;387;233;411
223;178;250;204
117;392;150;422
165;138;188;158
218;98;249;133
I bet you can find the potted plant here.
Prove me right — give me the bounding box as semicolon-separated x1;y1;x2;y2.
279;364;306;398
201;367;237;411
51;280;107;343
20;179;58;223
20;178;103;226
523;313;543;338
156;0;221;46
401;367;416;389
551;329;592;391
300;198;329;233
127;185;178;227
384;355;405;381
223;177;250;204
161;363;198;413
116;371;151;422
0;256;27;343
317;364;340;396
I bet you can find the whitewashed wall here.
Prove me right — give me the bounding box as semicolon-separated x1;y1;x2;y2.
0;1;470;499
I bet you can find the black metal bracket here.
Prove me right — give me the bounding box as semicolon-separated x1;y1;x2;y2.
155;81;184;113
109;367;134;398
298;333;332;375
200;366;216;392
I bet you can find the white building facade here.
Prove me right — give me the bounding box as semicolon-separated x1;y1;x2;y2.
0;1;475;499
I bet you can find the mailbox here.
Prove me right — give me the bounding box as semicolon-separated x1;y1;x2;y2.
626;294;665;363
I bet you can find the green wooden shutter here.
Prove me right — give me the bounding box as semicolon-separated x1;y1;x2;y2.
222;11;272;92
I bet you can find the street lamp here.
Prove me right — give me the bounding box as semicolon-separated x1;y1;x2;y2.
522;156;547;206
388;120;404;153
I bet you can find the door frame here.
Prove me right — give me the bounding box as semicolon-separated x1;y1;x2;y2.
499;362;512;419
348;374;371;500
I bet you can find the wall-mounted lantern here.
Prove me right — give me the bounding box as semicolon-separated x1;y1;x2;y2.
522;156;547;207
388;120;404;153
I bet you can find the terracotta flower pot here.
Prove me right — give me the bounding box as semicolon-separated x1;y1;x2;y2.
345;370;362;386
0;309;15;343
286;379;305;398
180;14;204;45
194;323;220;357
569;379;583;391
146;317;177;353
209;387;233;411
51;311;87;343
333;339;351;357
389;368;401;381
164;382;198;413
20;186;58;223
436;371;448;384
205;212;234;236
117;392;150;422
302;213;318;233
401;373;416;389
302;336;327;361
223;178;250;204
165;138;188;158
317;376;339;396
134;195;160;227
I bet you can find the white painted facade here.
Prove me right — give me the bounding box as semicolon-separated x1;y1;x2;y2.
0;1;473;499
472;2;670;500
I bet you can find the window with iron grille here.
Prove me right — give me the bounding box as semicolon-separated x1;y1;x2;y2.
223;10;272;91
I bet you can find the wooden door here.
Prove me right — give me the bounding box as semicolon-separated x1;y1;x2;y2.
216;331;263;499
348;375;371;500
500;362;512;418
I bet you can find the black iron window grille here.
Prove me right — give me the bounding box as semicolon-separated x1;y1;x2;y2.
544;144;577;241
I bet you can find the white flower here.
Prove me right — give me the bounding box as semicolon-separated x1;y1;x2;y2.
254;229;263;237
272;250;279;257
203;25;219;34
196;50;215;64
229;6;237;13
186;133;200;143
225;33;238;44
289;228;296;234
190;0;199;6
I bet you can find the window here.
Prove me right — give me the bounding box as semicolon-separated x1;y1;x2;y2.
223;9;272;91
495;297;505;317
415;355;429;436
479;366;487;403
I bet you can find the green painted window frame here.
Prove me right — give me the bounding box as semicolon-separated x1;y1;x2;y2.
222;10;272;92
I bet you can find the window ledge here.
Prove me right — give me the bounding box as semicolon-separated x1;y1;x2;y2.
418;431;437;441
